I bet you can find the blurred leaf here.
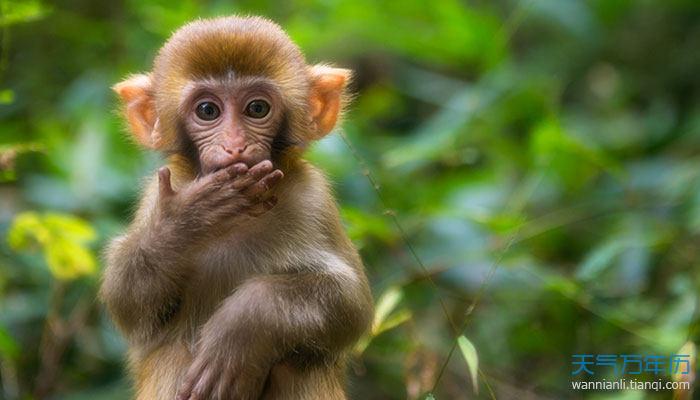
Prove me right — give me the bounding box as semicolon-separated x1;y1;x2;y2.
354;286;412;355
673;341;695;400
7;211;97;280
457;335;479;394
542;274;581;299
0;325;19;359
530;116;621;192
372;286;403;334
0;89;14;104
424;393;436;400
43;212;97;242
374;308;412;336
576;240;624;281
342;207;394;245
7;211;49;248
531;117;618;172
529;0;597;38
45;238;96;280
383;73;505;169
0;0;50;26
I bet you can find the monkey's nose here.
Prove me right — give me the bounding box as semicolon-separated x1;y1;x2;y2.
221;144;248;155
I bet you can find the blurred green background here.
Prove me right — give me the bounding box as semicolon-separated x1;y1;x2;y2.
2;0;700;399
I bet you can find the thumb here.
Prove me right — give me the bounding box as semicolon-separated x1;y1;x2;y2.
158;167;175;198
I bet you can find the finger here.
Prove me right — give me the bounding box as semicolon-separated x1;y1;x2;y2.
232;160;273;190
211;163;248;184
188;367;215;400
158;167;175;198
243;170;284;199
244;196;278;217
176;358;207;400
214;367;235;400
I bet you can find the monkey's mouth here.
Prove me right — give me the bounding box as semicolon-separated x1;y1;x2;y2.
203;146;271;175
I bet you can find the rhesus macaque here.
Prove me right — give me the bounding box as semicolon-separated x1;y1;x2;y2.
100;16;373;400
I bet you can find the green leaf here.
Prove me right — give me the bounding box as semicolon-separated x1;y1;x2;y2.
424;393;436;400
6;211;98;280
374;308;412;336
43;212;96;242
7;211;48;249
341;207;393;244
354;287;412;355
0;89;14;104
0;325;19;359
372;286;403;335
457;335;479;394
45;239;97;280
0;0;50;27
576;240;624;281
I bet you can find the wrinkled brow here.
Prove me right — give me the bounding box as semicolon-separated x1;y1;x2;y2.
178;76;283;111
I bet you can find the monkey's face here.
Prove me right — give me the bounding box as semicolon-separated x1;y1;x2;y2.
114;18;349;172
179;78;285;174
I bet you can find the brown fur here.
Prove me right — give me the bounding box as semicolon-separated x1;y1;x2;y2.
101;16;372;400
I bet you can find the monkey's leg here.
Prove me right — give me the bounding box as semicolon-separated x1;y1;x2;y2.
262;362;347;400
132;342;192;400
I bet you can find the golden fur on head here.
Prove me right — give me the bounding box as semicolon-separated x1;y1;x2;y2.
152;16;312;145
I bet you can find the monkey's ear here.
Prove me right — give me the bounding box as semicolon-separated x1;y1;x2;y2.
308;65;351;139
113;74;160;148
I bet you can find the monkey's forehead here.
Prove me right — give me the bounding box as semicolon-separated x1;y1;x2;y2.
153;16;307;84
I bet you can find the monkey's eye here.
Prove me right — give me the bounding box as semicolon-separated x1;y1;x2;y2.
245;100;270;119
195;102;221;121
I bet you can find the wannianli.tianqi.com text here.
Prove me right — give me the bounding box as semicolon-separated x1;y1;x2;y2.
571;379;690;391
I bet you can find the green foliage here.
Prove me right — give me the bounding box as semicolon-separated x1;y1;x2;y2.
1;0;700;399
457;335;479;394
0;0;50;27
8;211;97;280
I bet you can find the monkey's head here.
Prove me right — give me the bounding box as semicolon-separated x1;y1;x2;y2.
113;16;349;174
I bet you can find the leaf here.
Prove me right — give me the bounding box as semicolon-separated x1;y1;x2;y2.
45;239;97;280
575;240;624;281
7;211;49;249
354;287;411;355
0;325;19;359
0;89;14;104
43;212;96;242
341;207;393;244
424;393;436;400
6;211;98;280
457;335;479;394
372;286;403;335
0;0;50;27
673;341;696;379
374;308;412;336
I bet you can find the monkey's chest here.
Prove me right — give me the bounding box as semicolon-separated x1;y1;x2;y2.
182;241;269;320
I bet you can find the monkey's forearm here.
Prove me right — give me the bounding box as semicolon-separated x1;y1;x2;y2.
199;270;372;362
101;223;192;339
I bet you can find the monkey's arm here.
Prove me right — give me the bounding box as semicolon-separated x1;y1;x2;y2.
177;266;372;400
101;161;283;341
101;218;192;341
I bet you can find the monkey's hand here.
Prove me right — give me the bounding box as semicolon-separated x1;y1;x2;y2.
175;295;275;400
157;160;284;237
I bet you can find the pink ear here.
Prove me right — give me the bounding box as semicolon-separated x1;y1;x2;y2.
308;65;351;139
113;74;159;148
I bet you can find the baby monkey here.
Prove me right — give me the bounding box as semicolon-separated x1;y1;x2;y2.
101;16;373;400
